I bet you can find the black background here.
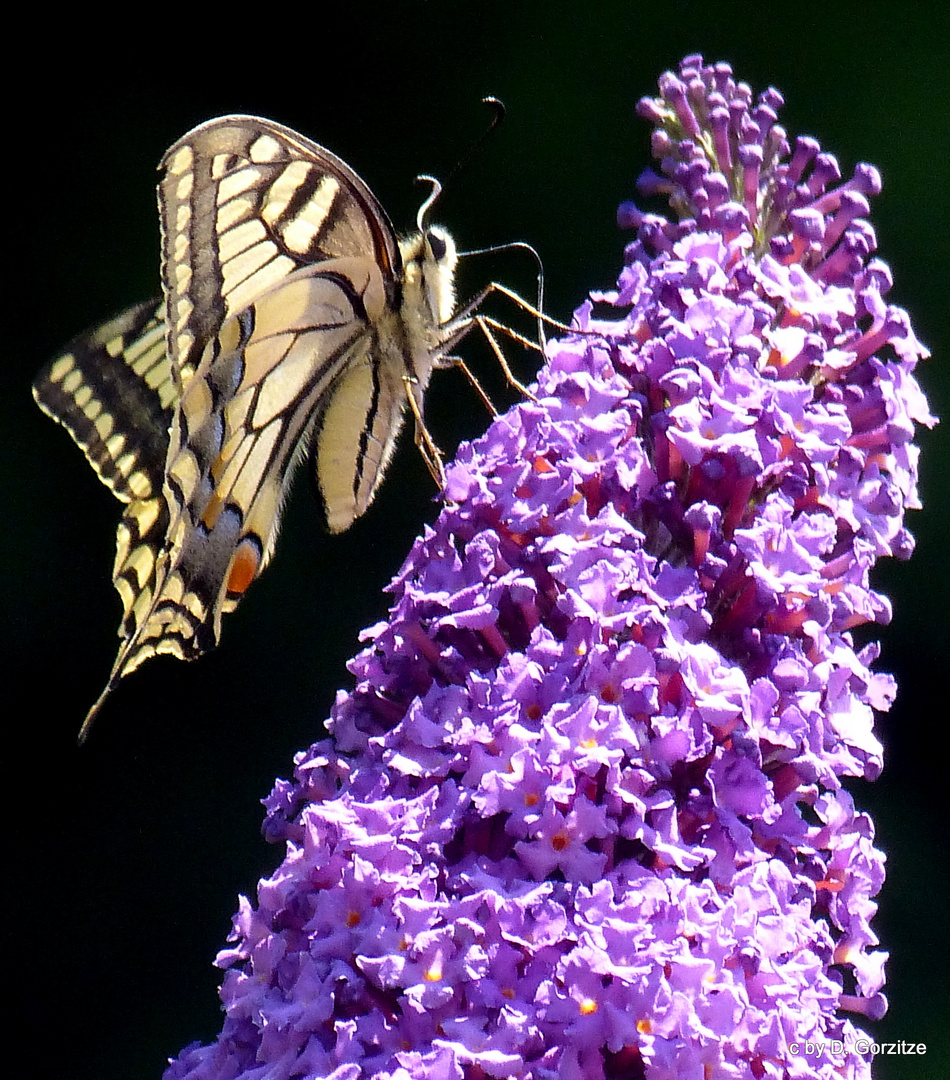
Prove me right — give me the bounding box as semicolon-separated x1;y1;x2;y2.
6;3;947;1077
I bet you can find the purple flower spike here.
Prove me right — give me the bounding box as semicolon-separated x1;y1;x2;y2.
166;56;933;1080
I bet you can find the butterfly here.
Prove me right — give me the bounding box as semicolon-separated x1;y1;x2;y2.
33;114;481;741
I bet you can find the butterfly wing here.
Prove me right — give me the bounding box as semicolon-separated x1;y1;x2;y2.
159;115;401;388
32;301;179;662
88;118;412;727
33;299;170;503
153;255;394;658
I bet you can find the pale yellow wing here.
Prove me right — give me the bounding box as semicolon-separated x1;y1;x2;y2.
32;301;178;663
159;115;401;388
33;300;170;504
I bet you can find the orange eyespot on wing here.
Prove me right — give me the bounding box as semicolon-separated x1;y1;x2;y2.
227;537;262;598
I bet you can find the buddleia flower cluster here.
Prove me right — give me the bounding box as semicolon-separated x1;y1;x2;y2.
166;55;933;1080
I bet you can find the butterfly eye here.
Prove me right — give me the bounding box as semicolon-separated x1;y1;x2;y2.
425;229;448;261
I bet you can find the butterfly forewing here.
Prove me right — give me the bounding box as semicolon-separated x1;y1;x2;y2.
159;117;401;387
34;114;462;739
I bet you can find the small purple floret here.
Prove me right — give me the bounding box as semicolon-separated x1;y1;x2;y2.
166;55;933;1080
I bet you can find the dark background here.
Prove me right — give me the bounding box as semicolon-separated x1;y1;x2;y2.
6;3;947;1077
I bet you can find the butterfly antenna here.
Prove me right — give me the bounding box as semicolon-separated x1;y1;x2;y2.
443;96;506;189
415;96;507;229
415;176;443;232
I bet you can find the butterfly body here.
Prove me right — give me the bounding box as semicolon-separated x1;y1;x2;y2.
34;115;462;739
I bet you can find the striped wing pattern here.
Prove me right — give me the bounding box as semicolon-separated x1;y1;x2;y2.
33;301;176;663
33;115;460;738
33;299;170;503
158;116;400;388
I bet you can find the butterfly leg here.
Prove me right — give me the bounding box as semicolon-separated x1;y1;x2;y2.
453;280;581;348
438;305;540;405
447;277;592;405
404;375;447;489
439;354;499;417
472;314;539;402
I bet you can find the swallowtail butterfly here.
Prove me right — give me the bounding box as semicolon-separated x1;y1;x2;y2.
34;115;476;741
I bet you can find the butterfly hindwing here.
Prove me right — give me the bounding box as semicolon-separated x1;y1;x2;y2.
155;259;387;654
32;300;174;686
33;299;170;504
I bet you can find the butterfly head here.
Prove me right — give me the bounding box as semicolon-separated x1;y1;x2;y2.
399;225;458;329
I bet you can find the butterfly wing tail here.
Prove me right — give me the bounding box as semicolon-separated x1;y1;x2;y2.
77;496;220;742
